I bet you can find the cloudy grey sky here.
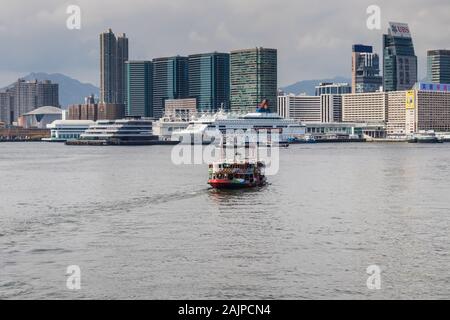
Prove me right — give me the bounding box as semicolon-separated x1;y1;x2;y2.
0;0;449;87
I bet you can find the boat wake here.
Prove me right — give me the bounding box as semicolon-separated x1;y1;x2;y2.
0;187;210;239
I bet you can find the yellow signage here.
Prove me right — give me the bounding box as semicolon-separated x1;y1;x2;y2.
406;90;415;109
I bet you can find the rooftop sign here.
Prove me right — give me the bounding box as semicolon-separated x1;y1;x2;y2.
415;82;450;92
389;22;411;38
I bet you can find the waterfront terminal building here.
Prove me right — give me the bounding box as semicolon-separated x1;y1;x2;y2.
304;122;386;140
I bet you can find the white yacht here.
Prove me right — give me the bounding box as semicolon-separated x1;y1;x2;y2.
79;117;158;144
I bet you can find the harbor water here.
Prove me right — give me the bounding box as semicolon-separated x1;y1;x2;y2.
0;142;449;299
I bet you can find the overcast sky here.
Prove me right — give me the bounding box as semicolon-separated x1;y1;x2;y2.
0;0;449;87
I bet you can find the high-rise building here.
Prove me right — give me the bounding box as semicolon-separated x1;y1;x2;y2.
277;94;321;123
352;45;383;93
230;47;277;113
5;79;59;123
188;52;230;112
315;83;352;96
427;50;450;84
383;22;418;91
100;29;128;104
116;34;129;105
412;87;450;133
0;92;7;124
342;92;388;123
164;98;197;121
126;61;153;117
320;94;343;122
35;80;59;107
100;29;116;104
152;56;189;119
0;90;14;124
67;102;125;121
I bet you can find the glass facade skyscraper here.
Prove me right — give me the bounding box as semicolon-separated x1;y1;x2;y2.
230;48;277;113
383;22;417;92
427;50;450;84
126;61;153;117
152;56;189;119
188;52;230;112
352;44;382;93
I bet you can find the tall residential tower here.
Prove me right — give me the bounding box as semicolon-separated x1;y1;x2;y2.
100;29;129;104
0;90;14;124
230;47;277;113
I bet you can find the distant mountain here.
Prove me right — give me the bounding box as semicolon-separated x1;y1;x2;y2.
280;76;351;95
2;72;99;108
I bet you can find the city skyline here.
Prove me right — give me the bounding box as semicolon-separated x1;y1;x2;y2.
0;0;449;88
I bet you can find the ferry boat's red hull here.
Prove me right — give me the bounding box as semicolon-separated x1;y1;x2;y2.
208;179;265;189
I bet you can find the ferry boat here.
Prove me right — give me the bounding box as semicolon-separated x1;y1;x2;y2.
287;135;316;144
208;160;267;189
408;131;444;144
208;115;269;190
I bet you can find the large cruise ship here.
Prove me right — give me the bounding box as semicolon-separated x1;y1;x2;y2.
171;109;305;144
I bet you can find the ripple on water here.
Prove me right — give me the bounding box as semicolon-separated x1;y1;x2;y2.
0;143;449;299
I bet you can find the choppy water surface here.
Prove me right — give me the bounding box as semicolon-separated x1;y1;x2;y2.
0;142;449;299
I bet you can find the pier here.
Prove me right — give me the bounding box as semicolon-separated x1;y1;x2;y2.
65;139;180;146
